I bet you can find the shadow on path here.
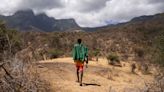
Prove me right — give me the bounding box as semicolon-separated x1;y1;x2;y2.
83;83;101;86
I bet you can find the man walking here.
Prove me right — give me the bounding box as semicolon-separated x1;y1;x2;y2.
73;39;88;86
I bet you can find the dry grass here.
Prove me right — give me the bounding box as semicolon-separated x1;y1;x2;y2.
0;58;51;92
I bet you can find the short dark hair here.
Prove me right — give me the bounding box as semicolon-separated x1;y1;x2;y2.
77;39;82;44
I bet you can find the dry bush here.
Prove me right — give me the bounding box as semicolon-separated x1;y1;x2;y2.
134;47;145;58
47;49;64;59
131;63;137;73
106;53;121;66
0;58;51;92
143;74;164;92
0;22;50;92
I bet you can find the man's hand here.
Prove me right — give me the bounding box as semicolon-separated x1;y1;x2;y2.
85;56;88;68
85;64;88;68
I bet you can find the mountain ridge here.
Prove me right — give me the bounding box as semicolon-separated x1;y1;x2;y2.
0;10;80;32
0;9;164;32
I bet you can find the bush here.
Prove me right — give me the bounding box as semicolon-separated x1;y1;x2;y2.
93;49;100;56
107;53;120;65
48;49;64;59
153;34;164;66
93;49;100;61
0;21;22;55
0;58;51;92
134;47;145;58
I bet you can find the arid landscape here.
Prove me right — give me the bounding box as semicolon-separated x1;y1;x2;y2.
0;1;164;91
0;12;164;91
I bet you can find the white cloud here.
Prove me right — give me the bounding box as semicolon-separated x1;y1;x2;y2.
65;0;109;12
0;0;164;27
18;0;64;11
0;0;21;15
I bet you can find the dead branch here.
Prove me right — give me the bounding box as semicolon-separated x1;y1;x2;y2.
1;65;13;79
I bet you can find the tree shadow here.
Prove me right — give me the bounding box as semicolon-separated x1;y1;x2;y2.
83;83;101;86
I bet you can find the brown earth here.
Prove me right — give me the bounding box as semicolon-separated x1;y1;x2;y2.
37;58;155;92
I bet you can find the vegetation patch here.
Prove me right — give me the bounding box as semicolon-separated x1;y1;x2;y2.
107;53;120;65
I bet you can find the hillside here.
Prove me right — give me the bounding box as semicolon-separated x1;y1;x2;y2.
15;13;164;64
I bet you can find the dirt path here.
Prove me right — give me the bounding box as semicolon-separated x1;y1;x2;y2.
37;58;154;92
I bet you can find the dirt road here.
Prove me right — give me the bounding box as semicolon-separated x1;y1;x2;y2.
38;58;154;92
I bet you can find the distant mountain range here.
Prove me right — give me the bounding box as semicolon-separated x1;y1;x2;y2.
0;9;164;32
0;10;80;32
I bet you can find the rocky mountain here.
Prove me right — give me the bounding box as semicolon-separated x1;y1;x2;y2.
0;10;80;32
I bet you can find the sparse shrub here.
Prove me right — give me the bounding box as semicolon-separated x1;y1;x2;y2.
134;47;144;58
48;49;64;59
88;51;94;60
93;49;100;61
93;49;100;56
0;21;50;92
106;53;120;65
50;35;60;48
141;63;149;74
0;21;22;55
137;62;150;74
121;54;129;61
0;21;22;61
143;67;164;92
154;34;164;66
131;63;136;73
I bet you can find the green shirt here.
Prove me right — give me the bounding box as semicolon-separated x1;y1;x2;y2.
73;43;88;62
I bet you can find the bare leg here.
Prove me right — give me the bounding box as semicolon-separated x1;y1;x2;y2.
76;69;79;82
80;71;83;86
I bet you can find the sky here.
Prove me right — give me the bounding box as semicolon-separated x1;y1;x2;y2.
0;0;164;27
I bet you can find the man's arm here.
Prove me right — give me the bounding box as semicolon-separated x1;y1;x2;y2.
85;47;89;68
72;45;76;60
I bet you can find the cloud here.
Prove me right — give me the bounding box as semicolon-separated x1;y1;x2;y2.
0;0;164;27
18;0;64;11
65;0;110;12
100;0;164;22
0;0;21;15
147;0;164;4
